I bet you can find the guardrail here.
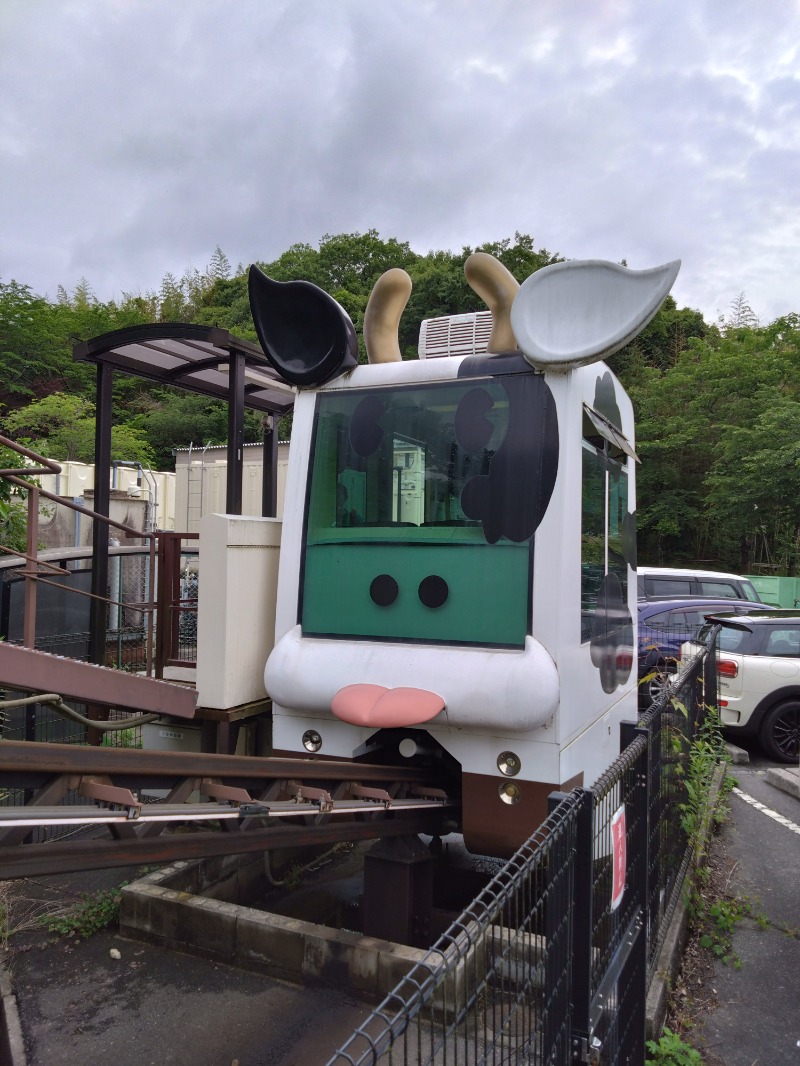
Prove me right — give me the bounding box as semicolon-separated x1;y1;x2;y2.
329;642;713;1065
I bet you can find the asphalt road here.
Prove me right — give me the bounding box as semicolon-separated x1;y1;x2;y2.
3;862;372;1066
691;757;800;1066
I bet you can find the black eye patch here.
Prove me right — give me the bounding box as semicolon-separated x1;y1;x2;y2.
350;396;386;457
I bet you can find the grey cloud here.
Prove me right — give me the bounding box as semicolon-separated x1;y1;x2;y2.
1;0;799;325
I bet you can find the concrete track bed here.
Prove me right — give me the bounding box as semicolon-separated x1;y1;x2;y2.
120;849;425;998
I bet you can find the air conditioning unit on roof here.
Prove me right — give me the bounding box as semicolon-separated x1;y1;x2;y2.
418;310;493;359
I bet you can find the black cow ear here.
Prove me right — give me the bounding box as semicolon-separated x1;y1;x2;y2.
248;265;358;386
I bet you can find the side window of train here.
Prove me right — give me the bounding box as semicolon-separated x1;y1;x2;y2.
580;412;630;643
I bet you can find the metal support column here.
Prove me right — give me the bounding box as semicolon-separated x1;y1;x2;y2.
22;485;39;648
89;362;113;666
226;350;245;514
261;414;278;518
362;834;434;948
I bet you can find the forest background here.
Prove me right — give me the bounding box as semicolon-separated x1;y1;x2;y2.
1;231;799;574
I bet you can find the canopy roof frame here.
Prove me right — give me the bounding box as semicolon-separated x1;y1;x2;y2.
73;322;295;667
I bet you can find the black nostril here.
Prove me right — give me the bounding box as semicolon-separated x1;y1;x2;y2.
370;574;399;607
418;575;449;609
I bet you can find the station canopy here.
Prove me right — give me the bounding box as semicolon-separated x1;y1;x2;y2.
73;322;295;415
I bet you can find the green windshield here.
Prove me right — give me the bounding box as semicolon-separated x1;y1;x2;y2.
301;380;532;646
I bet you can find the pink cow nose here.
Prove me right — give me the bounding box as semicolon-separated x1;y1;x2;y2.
331;684;445;728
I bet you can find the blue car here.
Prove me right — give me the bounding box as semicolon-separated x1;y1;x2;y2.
638;597;776;705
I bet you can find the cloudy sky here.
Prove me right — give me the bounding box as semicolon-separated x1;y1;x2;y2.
2;0;799;325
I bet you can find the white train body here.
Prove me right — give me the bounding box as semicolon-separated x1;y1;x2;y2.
250;255;676;856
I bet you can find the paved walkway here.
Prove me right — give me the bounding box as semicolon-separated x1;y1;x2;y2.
3;863;371;1066
691;763;800;1066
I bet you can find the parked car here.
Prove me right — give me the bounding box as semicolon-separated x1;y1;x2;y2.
681;610;800;763
637;566;762;603
638;598;775;705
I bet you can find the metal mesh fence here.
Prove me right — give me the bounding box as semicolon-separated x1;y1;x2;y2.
637;638;710;972
0;545;200;672
329;793;581;1066
330;630;720;1066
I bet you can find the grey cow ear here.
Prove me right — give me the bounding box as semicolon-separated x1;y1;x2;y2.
248;265;358;387
510;259;680;372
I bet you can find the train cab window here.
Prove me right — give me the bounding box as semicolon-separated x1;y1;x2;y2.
300;380;534;647
581;411;631;642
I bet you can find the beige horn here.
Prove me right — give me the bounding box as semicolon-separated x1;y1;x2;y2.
363;268;412;364
464;252;520;353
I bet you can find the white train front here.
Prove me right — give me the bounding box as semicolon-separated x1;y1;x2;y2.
249;252;679;857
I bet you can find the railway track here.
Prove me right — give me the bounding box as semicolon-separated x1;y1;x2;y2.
0;740;458;878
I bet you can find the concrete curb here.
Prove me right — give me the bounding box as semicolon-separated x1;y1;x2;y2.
725;742;750;765
119;857;424;998
645;761;727;1041
765;765;800;800
0;963;27;1066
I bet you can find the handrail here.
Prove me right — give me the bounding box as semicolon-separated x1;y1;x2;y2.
0;434;62;478
0;433;159;672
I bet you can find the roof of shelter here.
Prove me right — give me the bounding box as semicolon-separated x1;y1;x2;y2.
73;323;295;414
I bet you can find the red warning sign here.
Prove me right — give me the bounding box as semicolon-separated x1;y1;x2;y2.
610;806;626;911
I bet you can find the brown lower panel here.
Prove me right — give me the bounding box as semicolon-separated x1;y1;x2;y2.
462;770;584;859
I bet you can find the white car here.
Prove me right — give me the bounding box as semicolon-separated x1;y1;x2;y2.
682;611;800;763
638;566;762;603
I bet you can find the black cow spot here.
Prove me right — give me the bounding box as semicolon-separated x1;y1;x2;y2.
350;396;386;457
455;388;495;452
621;511;637;570
593;371;623;430
589;573;634;694
459;374;559;544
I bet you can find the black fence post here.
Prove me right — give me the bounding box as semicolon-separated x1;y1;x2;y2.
619;740;649;1062
547;791;576;1062
570;789;595;1065
702;625;720;726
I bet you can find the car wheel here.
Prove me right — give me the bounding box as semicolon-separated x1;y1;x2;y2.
759;700;800;763
648;665;674;703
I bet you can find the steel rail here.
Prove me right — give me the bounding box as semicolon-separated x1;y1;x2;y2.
0;798;453;828
0;808;453;878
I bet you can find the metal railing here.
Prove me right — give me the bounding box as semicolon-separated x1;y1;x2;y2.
0;435;197;677
330;643;713;1066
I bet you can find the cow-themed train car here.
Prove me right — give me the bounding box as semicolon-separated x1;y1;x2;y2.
249;251;680;857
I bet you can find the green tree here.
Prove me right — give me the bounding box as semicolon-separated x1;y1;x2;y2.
632;316;800;570
0;279;67;401
130;389;265;470
3;393;154;466
0;443;33;553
